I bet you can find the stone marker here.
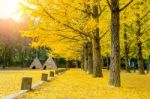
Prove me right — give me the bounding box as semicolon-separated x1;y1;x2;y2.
50;71;55;77
21;77;32;90
41;73;48;81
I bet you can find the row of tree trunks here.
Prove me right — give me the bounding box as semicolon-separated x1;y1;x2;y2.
81;39;102;77
81;0;91;72
82;41;93;74
81;0;103;77
136;13;145;74
136;14;145;74
123;24;130;73
81;39;102;76
2;46;13;69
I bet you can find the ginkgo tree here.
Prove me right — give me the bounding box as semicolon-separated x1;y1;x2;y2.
120;0;150;74
106;0;134;87
20;0;109;77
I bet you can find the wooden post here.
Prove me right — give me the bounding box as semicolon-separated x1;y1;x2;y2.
50;71;55;77
41;73;48;81
21;77;32;90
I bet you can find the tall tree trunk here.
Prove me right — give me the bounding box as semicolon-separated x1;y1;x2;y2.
81;47;84;70
106;54;110;70
136;14;145;74
109;0;121;87
83;43;88;72
87;41;93;74
77;60;81;68
75;60;79;68
66;61;70;68
137;42;145;74
92;37;102;77
147;56;150;73
3;46;7;69
123;25;130;73
101;56;104;68
92;0;103;77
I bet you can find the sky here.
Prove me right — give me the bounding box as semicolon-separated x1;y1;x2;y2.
0;0;21;21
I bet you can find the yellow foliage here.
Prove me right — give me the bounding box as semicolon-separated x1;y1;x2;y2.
19;0;150;59
17;69;150;99
0;70;50;98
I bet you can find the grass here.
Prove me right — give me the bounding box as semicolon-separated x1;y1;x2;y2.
0;69;50;98
16;69;150;99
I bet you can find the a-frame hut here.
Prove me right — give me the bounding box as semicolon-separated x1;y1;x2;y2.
43;57;57;69
30;57;42;69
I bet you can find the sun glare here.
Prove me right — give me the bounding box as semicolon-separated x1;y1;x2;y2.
0;0;21;21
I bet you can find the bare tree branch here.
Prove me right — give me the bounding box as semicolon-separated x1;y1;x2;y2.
106;0;112;10
63;2;94;16
98;6;106;17
141;28;150;35
35;0;96;41
34;0;93;39
119;0;133;12
56;34;80;41
142;38;150;44
100;29;109;40
140;11;150;20
40;27;68;32
42;8;93;38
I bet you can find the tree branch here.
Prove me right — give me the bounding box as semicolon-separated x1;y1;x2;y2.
56;34;80;41
140;11;150;20
42;8;93;38
35;0;93;39
106;0;112;10
63;2;94;16
98;6;106;17
40;28;68;32
100;29;109;40
141;28;150;35
119;0;133;12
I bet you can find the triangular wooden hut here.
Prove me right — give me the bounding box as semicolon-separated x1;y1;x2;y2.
43;57;57;69
30;57;42;69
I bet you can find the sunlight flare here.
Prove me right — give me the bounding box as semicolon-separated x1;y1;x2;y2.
0;0;22;21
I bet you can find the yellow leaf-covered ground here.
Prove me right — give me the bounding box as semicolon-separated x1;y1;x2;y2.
18;69;150;99
0;70;50;98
